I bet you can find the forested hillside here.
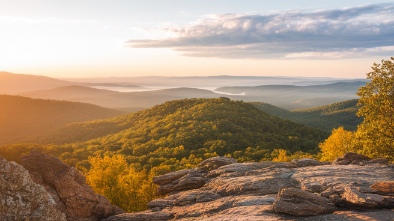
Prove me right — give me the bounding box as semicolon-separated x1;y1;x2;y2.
252;99;362;132
1;98;327;169
0;95;123;145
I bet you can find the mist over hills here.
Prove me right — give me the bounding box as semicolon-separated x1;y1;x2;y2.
20;86;222;109
216;82;366;109
2;72;366;110
0;95;123;145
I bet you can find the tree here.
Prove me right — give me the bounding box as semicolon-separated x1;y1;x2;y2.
86;155;156;212
355;57;394;160
319;127;355;161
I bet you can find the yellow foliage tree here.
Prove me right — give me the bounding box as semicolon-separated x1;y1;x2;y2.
86;155;156;212
272;149;289;162
355;57;394;160
319;127;356;161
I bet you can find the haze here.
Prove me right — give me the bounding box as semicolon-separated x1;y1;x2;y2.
0;0;393;78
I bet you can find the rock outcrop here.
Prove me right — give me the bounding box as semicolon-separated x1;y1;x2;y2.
0;155;67;221
19;151;123;221
105;154;394;221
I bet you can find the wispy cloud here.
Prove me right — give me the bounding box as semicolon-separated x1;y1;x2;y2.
126;3;394;59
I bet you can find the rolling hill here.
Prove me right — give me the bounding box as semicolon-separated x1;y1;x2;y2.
0;72;73;94
21;86;223;108
252;99;362;132
29;98;328;169
0;95;123;145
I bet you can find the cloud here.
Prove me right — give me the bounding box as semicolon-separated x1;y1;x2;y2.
126;3;394;59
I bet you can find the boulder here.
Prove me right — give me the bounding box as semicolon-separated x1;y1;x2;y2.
106;155;394;220
0;155;66;221
332;152;388;166
370;181;394;194
273;188;336;216
156;168;207;196
205;167;296;196
102;211;173;221
342;186;385;208
20;151;122;221
291;158;324;167
198;156;237;171
153;169;192;186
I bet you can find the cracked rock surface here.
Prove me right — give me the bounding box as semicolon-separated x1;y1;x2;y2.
20;151;123;221
0;155;66;221
105;154;394;221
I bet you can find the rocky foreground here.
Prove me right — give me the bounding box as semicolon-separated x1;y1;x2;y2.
0;151;123;221
1;152;393;221
105;153;394;221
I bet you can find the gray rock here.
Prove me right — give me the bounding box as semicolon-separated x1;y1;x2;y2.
0;156;66;221
273;188;336;216
153;169;192;186
198;156;237;171
156;169;207;196
20;151;122;221
103;211;173;221
117;156;394;220
205;167;296;196
342;186;385;208
291;158;323;167
332;152;388;166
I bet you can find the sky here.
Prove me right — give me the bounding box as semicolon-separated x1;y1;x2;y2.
0;0;393;78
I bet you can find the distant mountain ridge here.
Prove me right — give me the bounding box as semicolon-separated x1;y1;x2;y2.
0;72;73;94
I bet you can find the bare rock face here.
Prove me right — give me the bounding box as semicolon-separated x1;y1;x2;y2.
291;158;325;167
154;168;208;196
105;153;394;221
0;155;67;221
20;151;122;221
198;156;237;171
273;188;336;216
370;181;394;194
333;152;388;165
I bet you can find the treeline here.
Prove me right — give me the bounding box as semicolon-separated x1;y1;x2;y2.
252;99;362;132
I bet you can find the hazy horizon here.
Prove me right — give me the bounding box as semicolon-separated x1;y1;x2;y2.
1;1;393;79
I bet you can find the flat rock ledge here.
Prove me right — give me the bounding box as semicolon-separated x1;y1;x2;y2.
104;153;394;221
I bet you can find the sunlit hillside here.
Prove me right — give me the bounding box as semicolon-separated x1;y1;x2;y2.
0;95;123;145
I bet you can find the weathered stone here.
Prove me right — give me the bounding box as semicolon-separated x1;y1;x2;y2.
156;168;207;196
102;211;173;221
20;151;122;221
0;156;66;221
148;199;175;210
273;188;336;216
207;161;296;178
206;168;296;196
198;156;237;171
291;158;323;167
301;182;324;193
342;186;385;208
153;169;192;186
292;164;394;202
370;181;394;194
333;152;377;165
116;156;394;220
